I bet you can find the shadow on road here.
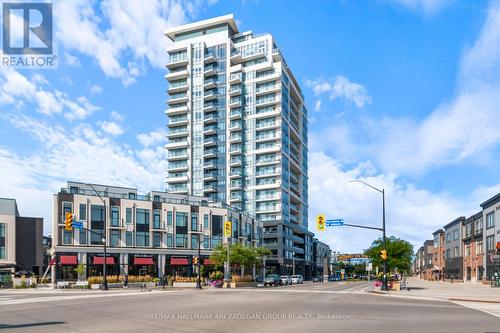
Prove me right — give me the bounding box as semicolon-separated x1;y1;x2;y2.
0;321;65;330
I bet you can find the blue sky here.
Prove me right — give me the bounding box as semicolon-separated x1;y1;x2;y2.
0;0;499;253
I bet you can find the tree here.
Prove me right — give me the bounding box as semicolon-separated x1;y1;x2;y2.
209;244;272;274
74;263;86;281
364;236;414;275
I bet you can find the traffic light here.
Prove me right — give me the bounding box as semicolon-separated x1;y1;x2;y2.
192;257;199;265
380;249;387;260
65;212;73;231
316;214;325;231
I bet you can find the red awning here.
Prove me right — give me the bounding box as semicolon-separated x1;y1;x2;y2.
60;255;77;265
134;257;154;265
93;256;115;265
203;258;215;265
170;257;189;266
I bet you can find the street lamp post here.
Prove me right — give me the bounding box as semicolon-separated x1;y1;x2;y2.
86;183;108;291
350;180;389;291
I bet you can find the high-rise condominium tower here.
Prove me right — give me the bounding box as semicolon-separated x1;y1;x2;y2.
164;14;313;276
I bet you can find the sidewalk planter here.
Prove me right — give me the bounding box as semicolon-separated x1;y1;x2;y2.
229;281;258;288
90;284;100;289
173;282;197;288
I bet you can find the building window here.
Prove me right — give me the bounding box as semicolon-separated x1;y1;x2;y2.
167;211;173;226
126;231;133;246
128;192;136;200
153;209;161;229
203;214;209;229
453;230;459;240
176;212;187;227
445;233;450;243
176;234;187;248
486;235;495;252
453;246;459;258
476;241;483;255
70;186;79;194
191;234;199;249
191;213;198;231
135;208;150;247
0;223;6;259
79;230;87;245
445;249;450;259
203;236;210;249
111;206;120;227
154;195;160;202
110;230;120;247
62;201;73;223
466;245;471;256
63;229;73;245
475;219;483;233
486;212;495;229
126;208;132;224
153;232;161;248
90;205;104;245
166;233;173;248
79;203;87;220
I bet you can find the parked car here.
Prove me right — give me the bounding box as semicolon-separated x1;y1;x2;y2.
290;274;304;284
312;275;324;282
264;274;282;286
328;275;341;282
280;275;292;285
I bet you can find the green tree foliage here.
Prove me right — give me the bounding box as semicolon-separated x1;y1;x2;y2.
209;244;271;270
364;236;414;274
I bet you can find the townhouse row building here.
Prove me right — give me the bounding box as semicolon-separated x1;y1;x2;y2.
414;192;500;282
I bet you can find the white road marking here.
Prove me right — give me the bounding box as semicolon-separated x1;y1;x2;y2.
452;301;500;319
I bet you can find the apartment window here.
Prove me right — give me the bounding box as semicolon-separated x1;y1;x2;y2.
111;206;120;227
446;249;450;259
126;208;132;224
176;234;187;248
446;233;450;243
126;231;133;246
79;230;87;245
465;245;471;256
203;236;210;249
191;234;199;249
465;225;472;237
175;212;187;227
90;205;104;245
0;223;6;259
79;204;87;220
476;241;484;255
62;202;72;222
63;229;73;245
153;195;160;202
110;230;120;247
203;214;209;229
135;208;150;247
486;235;495;252
153;232;161;248
153;209;161;229
486;212;495;229
475;219;483;233
166;233;173;248
191;213;198;231
128;192;136;200
167;211;173;226
453;230;459;240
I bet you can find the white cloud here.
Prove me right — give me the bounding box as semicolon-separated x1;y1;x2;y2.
314;100;322;112
99;121;124;136
137;129;166;147
64;52;81;67
388;0;452;15
55;0;212;85
89;84;103;95
308;152;498;252
110;110;124;122
306;76;372;108
0;113;168;234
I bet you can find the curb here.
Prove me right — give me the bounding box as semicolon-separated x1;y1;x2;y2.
366;290;500;304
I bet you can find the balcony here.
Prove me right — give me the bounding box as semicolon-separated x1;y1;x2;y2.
203;137;217;147
256;156;280;166
167;163;188;172
167;151;188;161
229;146;242;155
229;122;242;132
229;109;242;120
204;52;216;64
203;160;217;170
169;186;189;194
167;81;188;94
256;95;280;108
203;66;217;77
203;102;217;112
165;139;188;149
203;125;217;136
203;184;217;193
255;168;279;177
168;116;188;128
167;54;188;69
290;214;300;224
230;193;242;202
230;50;242;64
203;114;217;124
229;180;242;189
167;94;188;105
229;156;242;166
229;170;242;178
167;175;189;184
229;73;242;85
203;149;217;159
255;132;278;142
229;86;242;96
203;172;217;181
228;134;242;143
165;69;189;81
204;90;217;101
229;98;242;108
256;84;280;96
167;127;188;138
165;104;189;116
203;79;217;90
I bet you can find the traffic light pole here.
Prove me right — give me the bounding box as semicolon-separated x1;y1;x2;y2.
197;237;201;289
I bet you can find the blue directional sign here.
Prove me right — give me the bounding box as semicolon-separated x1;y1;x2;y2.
326;219;344;227
72;221;84;229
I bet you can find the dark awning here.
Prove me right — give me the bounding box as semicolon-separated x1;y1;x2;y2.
93;256;115;265
134;257;154;265
170;257;189;266
60;255;77;265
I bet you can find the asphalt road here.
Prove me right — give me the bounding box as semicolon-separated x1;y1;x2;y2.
0;281;498;333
